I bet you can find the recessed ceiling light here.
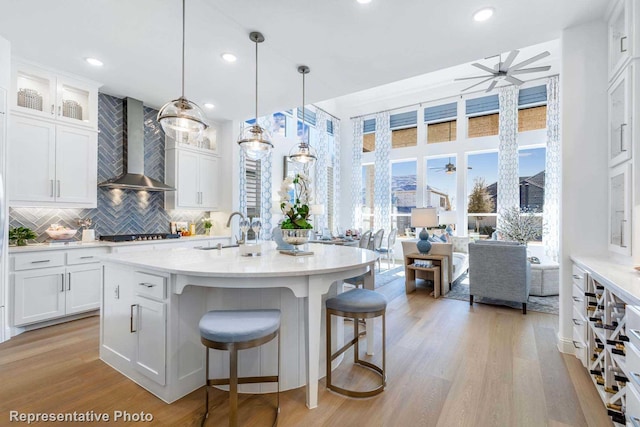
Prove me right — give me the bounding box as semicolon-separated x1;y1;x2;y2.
357;0;372;4
204;103;215;109
473;7;494;22
84;57;104;67
221;53;237;63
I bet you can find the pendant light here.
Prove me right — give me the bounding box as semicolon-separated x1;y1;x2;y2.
237;32;273;161
157;0;208;141
289;65;317;164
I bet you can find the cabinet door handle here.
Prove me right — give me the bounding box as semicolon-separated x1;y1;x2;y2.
572;274;582;280
572;296;583;302
58;105;61;116
80;256;94;259
67;272;71;291
620;123;627;152
130;304;138;333
115;285;120;299
50;180;54;197
31;259;50;264
630;329;640;341
56;180;61;198
621;219;627;248
572;340;583;349
621;35;628;53
61;273;65;292
139;282;155;288
572;318;582;326
51;104;55;115
631;416;640;427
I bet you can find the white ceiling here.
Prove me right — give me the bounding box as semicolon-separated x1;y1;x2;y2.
0;0;608;122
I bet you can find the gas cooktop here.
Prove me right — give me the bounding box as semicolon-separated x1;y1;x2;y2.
99;233;180;242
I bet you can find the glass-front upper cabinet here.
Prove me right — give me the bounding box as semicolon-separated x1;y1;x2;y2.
608;0;634;80
608;66;632;166
11;60;99;129
609;162;631;256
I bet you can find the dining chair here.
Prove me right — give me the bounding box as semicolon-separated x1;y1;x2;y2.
359;230;372;250
376;228;397;270
370;229;385;270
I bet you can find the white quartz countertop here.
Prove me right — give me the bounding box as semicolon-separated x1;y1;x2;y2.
100;242;377;278
8;234;231;253
571;255;640;305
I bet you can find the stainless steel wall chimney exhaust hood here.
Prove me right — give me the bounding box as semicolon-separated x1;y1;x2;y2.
99;97;175;191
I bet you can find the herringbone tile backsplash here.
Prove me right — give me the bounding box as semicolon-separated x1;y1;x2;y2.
10;93;209;242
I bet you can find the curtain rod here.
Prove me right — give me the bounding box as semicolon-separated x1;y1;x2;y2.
348;73;560;120
311;104;341;122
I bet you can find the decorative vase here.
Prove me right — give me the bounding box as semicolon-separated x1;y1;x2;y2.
416;227;432;254
206;227;213;236
16;239;26;247
281;229;311;255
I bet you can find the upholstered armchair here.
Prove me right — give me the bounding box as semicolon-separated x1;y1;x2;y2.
468;240;531;314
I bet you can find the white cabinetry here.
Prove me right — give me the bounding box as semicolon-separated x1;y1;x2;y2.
11;61;98;129
8;115;97;207
165;144;219;210
11;248;106;326
101;266;167;386
610;162;632;255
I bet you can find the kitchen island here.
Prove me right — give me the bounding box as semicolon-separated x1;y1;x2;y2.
99;242;377;409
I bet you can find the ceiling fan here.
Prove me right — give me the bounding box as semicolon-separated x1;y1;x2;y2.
455;50;551;93
429;158;472;174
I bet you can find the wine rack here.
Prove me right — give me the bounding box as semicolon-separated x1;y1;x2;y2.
584;274;627;425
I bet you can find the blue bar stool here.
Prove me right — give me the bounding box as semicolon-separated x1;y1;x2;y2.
325;288;387;398
199;309;281;427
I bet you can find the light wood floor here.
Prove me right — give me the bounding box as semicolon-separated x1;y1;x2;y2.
0;277;611;427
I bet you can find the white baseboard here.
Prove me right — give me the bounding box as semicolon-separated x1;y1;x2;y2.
557;333;574;354
10;310;99;338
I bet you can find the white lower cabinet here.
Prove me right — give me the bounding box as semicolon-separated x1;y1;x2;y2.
13;266;66;325
101;266;167;386
65;264;101;314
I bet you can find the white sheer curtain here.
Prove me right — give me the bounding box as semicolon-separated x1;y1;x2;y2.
544;76;560;261
374;112;391;234
257;116;273;239
332;118;341;231
351;117;364;229
497;86;520;221
315;109;329;231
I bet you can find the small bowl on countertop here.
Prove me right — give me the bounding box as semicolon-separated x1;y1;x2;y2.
45;228;78;240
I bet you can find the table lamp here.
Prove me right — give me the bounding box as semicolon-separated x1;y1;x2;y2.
438;210;457;236
411;207;438;254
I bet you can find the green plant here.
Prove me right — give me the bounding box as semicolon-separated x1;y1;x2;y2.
278;173;313;230
202;218;212;229
479;225;495;237
497;206;542;245
9;227;37;246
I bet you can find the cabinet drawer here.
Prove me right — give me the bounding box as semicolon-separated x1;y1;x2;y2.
572;305;586;329
572;283;585;305
134;272;166;300
13;252;65;271
572;325;587;367
571;264;586;291
628;341;640;387
628;385;640;427
628;306;640;350
66;248;109;265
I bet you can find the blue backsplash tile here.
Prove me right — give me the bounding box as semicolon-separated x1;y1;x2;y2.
9;93;208;242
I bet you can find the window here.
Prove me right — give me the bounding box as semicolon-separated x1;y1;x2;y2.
467;152;498;237
391;160;417;235
518;105;547;132
245;158;262;239
466;95;499;138
425;102;457;144
391;111;417;148
518;147;546;243
272;112;287;137
362;164;375;230
363;118;375;152
425;157;456;211
327;165;334;232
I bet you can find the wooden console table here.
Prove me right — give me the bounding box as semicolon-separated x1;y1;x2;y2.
404;253;450;297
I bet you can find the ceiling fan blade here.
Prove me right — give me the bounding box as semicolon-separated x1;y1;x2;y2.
510;51;550;71
509;66;551;75
461;76;495;92
485;80;498;93
454;75;494;81
471;62;497;74
505;75;525;86
499;50;519;72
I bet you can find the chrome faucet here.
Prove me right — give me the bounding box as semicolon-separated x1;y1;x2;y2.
226;211;246;244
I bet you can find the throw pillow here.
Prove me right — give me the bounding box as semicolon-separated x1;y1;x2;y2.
439;233;449;243
428;235;440;243
450;236;470;253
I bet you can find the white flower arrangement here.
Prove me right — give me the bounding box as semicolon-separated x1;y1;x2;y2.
279;173;314;229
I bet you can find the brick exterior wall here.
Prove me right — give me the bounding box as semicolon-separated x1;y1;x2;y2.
427;120;457;143
518;105;547;132
363;133;375;152
468;113;499;138
391;127;417;148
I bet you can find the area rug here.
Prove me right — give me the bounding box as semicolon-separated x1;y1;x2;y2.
374;265;405;288
444;273;559;315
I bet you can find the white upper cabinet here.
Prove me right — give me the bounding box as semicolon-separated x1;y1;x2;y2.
165;143;219;210
11;60;99;130
608;65;632;166
608;0;633;80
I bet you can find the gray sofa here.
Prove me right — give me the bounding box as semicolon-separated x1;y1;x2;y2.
468;240;531;314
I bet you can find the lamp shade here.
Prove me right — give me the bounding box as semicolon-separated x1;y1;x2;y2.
438;210;457;225
411;208;438;228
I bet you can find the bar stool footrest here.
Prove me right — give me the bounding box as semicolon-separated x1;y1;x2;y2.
208;375;279;386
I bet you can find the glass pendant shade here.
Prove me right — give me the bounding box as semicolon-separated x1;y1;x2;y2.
158;96;208;141
238;123;273;160
289;142;317;164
